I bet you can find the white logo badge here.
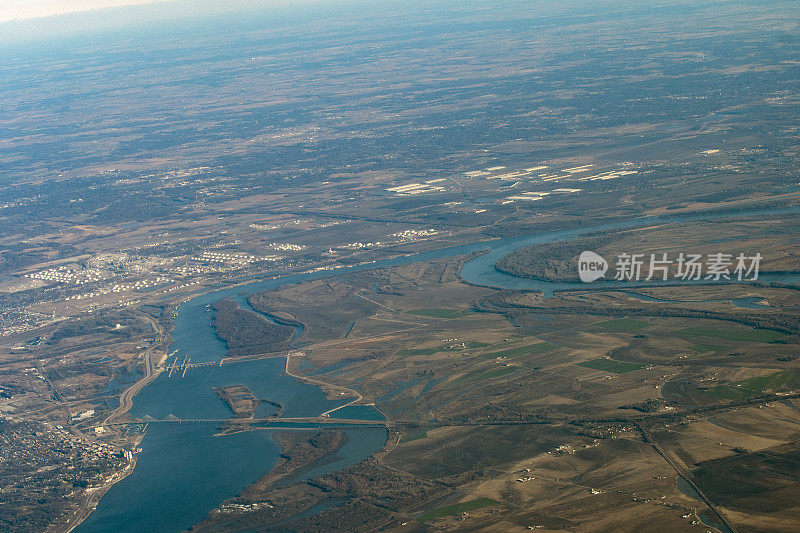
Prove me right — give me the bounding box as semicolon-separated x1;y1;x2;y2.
578;250;608;282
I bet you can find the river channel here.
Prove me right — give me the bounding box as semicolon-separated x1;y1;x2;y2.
77;205;800;531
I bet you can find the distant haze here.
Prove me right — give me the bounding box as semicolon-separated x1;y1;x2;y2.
0;0;168;22
0;0;326;47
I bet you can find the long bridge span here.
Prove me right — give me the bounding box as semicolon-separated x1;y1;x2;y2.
100;416;390;427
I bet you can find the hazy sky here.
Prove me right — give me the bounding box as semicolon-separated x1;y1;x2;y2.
0;0;170;22
0;0;327;47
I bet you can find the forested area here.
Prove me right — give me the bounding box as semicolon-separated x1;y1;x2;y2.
212;299;294;357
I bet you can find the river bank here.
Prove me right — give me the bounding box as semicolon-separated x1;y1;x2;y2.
75;203;800;532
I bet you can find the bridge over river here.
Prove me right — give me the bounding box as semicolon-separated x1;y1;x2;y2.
100;416;390;427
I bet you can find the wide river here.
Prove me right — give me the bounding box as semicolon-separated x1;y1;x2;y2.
77;206;800;532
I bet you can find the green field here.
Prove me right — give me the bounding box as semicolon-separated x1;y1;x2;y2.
418;497;500;521
595;318;651;332
480;342;557;359
398;341;492;356
708;371;800;401
452;366;517;385
677;326;787;343
397;347;449;356
466;341;492;349
406;308;462;319
576;358;646;374
399;430;428;444
691;342;725;355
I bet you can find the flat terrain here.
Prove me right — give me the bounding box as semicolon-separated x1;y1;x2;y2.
1;0;799;531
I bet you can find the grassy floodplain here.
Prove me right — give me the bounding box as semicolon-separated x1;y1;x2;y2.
576;358;647;374
418;498;500;521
